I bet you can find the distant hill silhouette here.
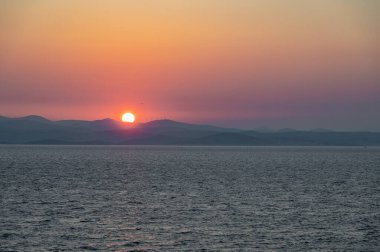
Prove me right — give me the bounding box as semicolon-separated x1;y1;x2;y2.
0;115;379;146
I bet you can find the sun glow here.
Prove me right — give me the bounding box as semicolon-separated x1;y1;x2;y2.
121;112;135;123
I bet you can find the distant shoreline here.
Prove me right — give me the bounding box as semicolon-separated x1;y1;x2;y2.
1;116;380;146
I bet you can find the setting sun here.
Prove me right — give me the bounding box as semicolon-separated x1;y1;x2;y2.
121;112;135;123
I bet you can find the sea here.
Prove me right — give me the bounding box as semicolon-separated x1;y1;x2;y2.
0;145;379;251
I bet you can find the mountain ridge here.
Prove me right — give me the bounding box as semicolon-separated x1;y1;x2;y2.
0;115;379;146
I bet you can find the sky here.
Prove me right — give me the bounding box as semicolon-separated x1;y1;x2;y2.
1;0;379;130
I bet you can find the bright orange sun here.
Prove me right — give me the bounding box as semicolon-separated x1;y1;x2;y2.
121;112;135;123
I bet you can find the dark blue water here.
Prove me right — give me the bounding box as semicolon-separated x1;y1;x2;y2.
1;145;379;251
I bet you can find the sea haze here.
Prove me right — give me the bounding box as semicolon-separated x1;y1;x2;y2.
1;145;379;251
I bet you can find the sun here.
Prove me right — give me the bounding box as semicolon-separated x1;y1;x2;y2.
121;112;135;123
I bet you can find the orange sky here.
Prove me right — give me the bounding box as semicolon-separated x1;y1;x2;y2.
1;0;379;130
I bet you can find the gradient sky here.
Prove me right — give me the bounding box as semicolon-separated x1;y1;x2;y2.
1;0;379;130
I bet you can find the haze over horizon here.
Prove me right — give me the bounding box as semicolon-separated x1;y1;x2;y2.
1;1;379;131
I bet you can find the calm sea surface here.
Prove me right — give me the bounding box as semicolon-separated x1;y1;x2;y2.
0;145;379;251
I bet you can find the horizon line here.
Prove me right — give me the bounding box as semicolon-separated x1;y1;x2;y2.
1;114;379;133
